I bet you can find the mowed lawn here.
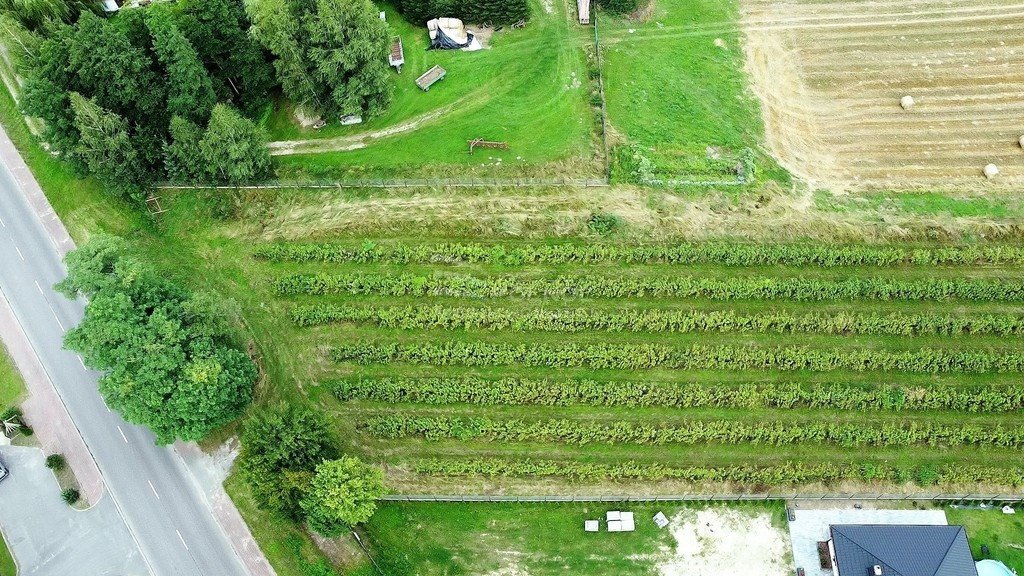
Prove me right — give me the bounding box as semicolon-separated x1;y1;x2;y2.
947;507;1024;575
0;346;24;409
271;0;598;179
600;0;785;181
354;501;788;576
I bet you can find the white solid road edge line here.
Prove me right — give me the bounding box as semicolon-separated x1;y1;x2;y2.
176;530;190;551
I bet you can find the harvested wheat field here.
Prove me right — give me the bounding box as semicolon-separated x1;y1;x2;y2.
742;0;1024;190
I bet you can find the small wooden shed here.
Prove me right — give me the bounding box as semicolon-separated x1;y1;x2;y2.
577;0;590;24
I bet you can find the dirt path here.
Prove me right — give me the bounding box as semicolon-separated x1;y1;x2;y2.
268;104;459;156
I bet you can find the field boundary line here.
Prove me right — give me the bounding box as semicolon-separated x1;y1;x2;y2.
383;493;1024;503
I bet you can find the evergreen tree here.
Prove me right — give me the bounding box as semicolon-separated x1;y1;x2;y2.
146;9;216;124
68;92;148;201
199;104;272;185
164;115;205;183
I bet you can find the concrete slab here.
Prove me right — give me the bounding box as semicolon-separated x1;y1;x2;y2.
0;445;148;576
787;507;947;576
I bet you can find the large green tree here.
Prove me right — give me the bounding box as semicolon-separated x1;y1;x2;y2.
238;405;338;519
69;92;149;201
176;0;274;116
300;457;387;536
146;8;216;124
164;104;271;185
246;0;391;119
57;236;257;444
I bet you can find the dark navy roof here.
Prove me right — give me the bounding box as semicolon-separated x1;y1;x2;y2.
830;524;979;576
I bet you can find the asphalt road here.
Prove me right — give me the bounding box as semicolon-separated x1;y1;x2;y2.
0;163;249;575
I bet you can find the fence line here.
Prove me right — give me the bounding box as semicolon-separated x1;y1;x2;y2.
383;493;1024;503
155;177;610;190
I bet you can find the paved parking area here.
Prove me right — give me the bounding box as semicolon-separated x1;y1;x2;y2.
0;446;148;576
788;507;948;576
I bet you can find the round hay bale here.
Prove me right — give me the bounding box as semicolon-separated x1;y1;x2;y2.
984;163;1000;179
900;95;915;110
1018;135;1024;148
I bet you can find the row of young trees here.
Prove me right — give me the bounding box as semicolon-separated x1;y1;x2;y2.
331;341;1024;374
332;376;1024;413
255;240;1024;267
275;271;1024;302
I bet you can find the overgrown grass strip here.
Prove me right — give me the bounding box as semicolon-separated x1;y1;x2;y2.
295;303;1024;337
332;377;1024;413
255;241;1024;267
362;415;1024;448
410;457;1024;486
277;272;1024;302
329;341;1024;374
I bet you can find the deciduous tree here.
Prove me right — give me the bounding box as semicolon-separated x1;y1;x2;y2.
300;457;386;536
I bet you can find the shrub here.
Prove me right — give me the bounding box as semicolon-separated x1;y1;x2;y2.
46;454;66;471
596;0;640;14
61;488;80;505
587;212;622;235
394;0;529;26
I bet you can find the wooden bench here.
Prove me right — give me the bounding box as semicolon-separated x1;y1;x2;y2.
416;65;446;91
468;139;510;154
389;36;405;73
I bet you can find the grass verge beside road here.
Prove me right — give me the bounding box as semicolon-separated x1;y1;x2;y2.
0;346;24;409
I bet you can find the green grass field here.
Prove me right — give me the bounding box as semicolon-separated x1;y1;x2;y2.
356;500;787;576
600;0;786;182
947;507;1024;574
269;0;599;180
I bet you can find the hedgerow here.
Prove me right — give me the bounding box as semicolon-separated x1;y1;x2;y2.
329;341;1024;374
276;272;1024;302
361;415;1024;448
331;377;1024;413
254;241;1024;267
410;458;1024;486
293;303;1024;337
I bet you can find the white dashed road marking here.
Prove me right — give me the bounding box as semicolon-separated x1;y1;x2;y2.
148;480;160;500
117;426;128;443
176;530;189;550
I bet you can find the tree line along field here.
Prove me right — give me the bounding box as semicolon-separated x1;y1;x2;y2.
251;239;1024;494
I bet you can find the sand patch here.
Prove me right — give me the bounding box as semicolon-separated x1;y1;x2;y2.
653;508;790;576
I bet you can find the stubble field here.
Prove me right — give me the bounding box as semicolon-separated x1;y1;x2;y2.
742;0;1024;190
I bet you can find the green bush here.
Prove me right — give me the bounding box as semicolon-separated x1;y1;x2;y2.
292;303;1024;337
587;212;622;235
332;377;1024;413
330;341;1024;374
596;0;640;14
276;272;1024;303
61;488;80;505
46;454;66;471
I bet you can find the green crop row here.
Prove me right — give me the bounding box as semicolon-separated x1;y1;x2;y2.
276;272;1024;302
410;457;1024;486
254;241;1024;267
362;415;1024;448
332;377;1024;413
294;303;1024;337
330;341;1024;374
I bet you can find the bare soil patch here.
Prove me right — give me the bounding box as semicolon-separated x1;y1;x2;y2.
741;0;1024;191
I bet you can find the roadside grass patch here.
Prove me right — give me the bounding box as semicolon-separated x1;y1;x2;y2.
0;346;24;409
